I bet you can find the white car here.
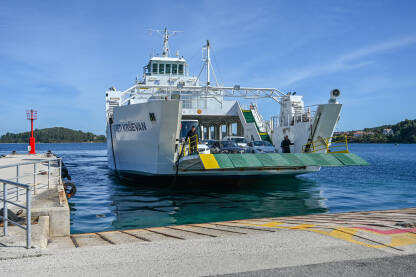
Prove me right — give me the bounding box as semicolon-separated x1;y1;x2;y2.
197;144;210;154
182;143;210;155
222;136;248;148
247;140;277;153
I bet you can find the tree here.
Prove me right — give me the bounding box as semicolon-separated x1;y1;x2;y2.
0;127;106;143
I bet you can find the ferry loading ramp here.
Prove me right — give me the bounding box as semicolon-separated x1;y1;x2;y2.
178;152;369;172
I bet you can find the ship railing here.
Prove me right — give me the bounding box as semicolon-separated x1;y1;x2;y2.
251;104;267;133
302;135;349;153
118;84;286;105
265;120;273;134
271;116;279;130
177;134;199;158
279;110;316;127
0;158;62;249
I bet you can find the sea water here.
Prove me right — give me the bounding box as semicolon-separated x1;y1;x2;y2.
0;143;415;234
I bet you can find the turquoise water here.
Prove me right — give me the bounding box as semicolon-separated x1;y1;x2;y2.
1;143;415;234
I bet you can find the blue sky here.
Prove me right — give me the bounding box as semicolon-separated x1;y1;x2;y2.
1;0;415;135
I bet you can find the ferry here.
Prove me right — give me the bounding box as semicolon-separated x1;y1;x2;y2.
105;28;367;178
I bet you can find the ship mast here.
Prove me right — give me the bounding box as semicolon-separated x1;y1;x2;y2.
206;40;210;86
162;28;169;57
149;27;182;57
203;40;221;87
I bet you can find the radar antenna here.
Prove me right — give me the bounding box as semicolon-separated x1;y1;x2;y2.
148;27;182;57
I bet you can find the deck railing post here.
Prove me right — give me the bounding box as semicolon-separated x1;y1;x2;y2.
33;163;36;184
3;182;8;236
16;165;20;201
59;159;62;183
33;163;37;195
26;187;31;249
47;160;50;189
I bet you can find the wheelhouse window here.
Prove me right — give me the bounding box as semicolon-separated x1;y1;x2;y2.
172;64;178;74
159;64;165;74
166;64;171;74
152;63;158;74
178;64;184;75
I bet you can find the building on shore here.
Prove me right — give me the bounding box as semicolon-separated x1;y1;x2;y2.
383;128;394;135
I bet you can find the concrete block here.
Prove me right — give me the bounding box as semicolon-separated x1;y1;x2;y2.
49;206;70;237
31;183;70;237
32;215;49;248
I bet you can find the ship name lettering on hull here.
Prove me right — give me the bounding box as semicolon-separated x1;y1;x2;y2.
113;121;147;132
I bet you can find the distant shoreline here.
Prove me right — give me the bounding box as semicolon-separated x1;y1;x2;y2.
347;141;415;144
0;142;106;144
3;140;410;145
0;127;106;144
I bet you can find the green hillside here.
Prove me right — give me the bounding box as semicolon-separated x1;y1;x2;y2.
0;127;106;143
347;119;416;143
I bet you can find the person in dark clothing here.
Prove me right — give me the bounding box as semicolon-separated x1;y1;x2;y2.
281;135;294;153
185;126;198;154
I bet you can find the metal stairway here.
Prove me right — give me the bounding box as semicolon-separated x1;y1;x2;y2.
242;109;272;143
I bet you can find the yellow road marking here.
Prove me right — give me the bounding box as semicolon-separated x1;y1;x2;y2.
390;233;416;247
199;154;220;169
258;222;285;228
241;221;416;249
307;227;385;249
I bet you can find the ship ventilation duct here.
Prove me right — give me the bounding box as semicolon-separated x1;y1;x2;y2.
329;89;341;104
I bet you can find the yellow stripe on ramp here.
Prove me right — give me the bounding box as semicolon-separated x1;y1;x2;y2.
199;154;220;169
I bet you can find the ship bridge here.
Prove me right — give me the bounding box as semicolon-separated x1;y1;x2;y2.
146;57;187;76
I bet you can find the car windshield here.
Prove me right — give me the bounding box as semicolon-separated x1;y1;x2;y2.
232;137;247;143
222;141;237;147
263;141;273;146
253;141;263;146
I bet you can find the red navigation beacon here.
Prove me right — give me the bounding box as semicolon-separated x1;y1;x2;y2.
26;109;37;154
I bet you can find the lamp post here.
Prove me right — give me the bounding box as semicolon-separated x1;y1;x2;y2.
26;109;37;154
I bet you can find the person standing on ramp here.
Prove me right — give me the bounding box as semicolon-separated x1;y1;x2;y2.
186;126;198;155
281;135;294;153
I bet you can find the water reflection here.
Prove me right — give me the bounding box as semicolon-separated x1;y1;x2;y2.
1;143;327;233
3;143;415;234
108;174;327;232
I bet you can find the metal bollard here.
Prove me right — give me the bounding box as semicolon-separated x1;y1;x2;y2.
26;187;31;249
3;182;8;236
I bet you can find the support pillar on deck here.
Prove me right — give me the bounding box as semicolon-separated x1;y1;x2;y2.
237;122;243;137
199;125;204;141
215;125;221;140
226;123;232;137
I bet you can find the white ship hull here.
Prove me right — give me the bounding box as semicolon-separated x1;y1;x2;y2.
107;100;182;176
106;100;336;177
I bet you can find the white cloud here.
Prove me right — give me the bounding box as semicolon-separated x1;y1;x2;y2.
279;36;416;86
337;36;416;63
